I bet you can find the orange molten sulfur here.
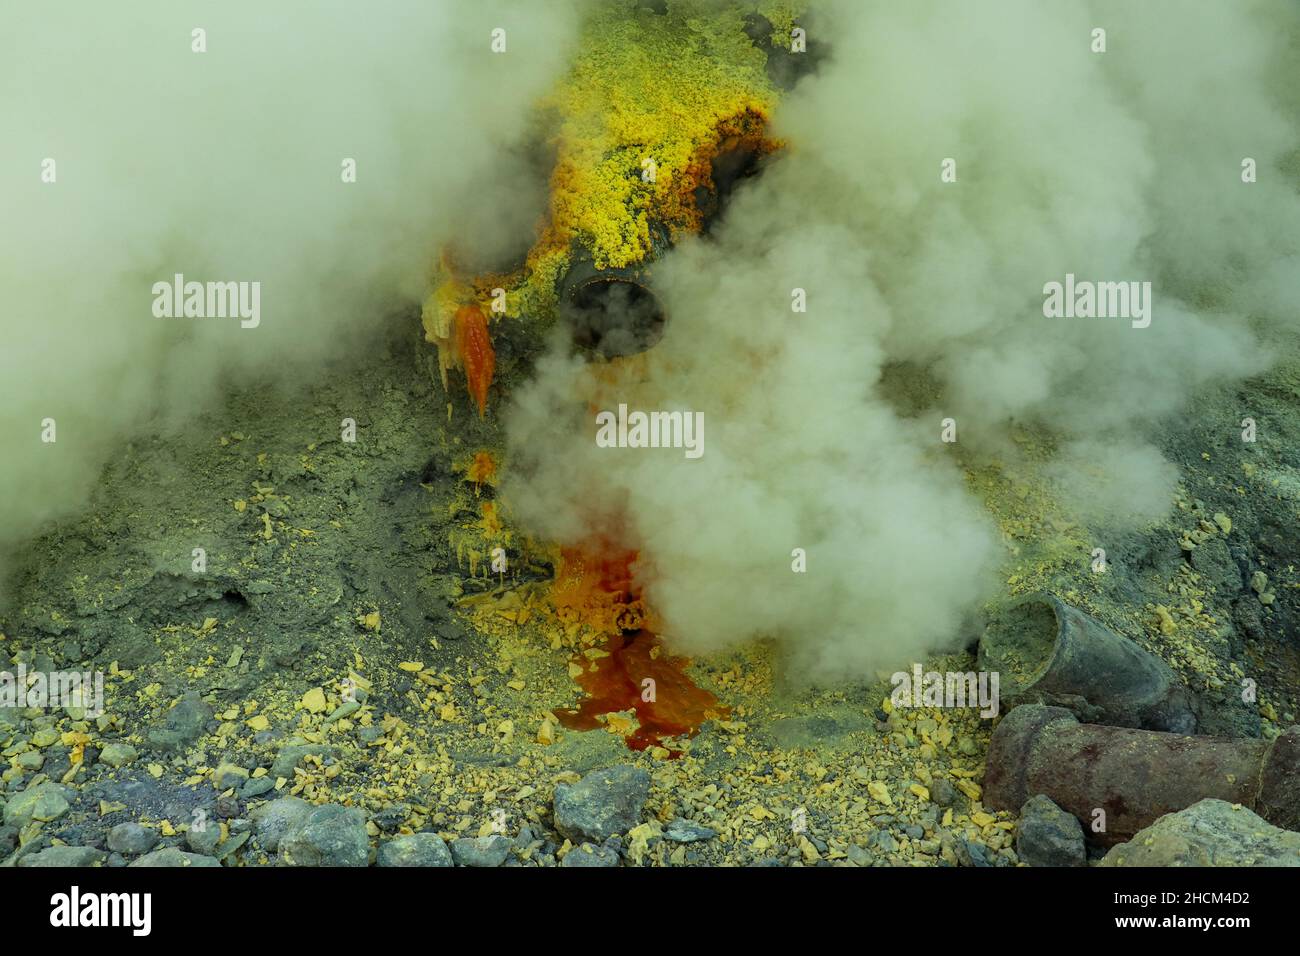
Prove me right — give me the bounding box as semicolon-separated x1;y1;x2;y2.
551;541;728;756
454;305;494;416
556;630;728;756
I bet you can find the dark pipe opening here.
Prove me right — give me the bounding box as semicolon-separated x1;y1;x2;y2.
695;142;763;235
563;276;667;359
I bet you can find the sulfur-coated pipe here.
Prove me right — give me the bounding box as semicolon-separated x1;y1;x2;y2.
984;704;1300;846
977;594;1197;734
559;224;671;360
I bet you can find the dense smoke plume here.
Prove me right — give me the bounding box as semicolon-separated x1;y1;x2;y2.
3;2;1296;683
502;0;1300;681
0;0;586;577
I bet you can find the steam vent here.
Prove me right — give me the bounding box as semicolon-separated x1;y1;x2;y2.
2;0;1299;929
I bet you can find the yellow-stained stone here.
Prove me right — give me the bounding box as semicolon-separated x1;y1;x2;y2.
956;779;982;802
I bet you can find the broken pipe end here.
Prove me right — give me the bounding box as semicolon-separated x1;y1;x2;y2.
983;703;1077;813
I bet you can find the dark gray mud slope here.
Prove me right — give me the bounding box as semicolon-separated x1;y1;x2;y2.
4;317;475;681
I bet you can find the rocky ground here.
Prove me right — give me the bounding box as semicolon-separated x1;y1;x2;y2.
0;315;1297;868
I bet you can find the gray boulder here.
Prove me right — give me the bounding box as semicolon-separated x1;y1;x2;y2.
377;832;454;867
147;693;212;751
187;821;222;856
250;796;312;851
99;743;138;768
553;765;650;844
1102;798;1300;867
279;804;368;867
1017;794;1085;867
450;834;511;867
19;845;106;867
4;783;70;827
107;822;160;855
560;843;621;867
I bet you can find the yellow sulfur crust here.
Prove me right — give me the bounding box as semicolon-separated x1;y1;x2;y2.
422;2;801;405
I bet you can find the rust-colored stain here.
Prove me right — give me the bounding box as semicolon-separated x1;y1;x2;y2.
550;539;728;756
556;629;728;756
454;304;494;416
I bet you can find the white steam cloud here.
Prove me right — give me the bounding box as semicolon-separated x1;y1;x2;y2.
0;0;587;573
2;2;1295;683
502;0;1300;682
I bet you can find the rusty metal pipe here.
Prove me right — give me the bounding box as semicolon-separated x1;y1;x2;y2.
985;704;1300;845
978;594;1196;733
